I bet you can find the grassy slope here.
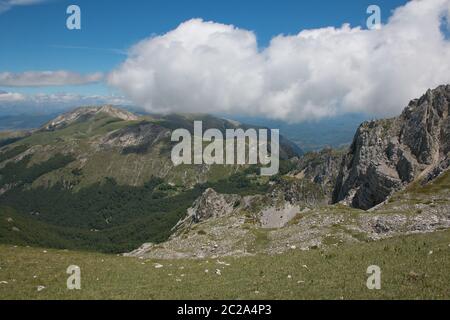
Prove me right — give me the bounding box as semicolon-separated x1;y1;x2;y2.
1;230;449;300
0;168;270;253
378;167;450;213
0;112;268;253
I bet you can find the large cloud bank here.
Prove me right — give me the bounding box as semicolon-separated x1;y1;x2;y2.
108;0;450;122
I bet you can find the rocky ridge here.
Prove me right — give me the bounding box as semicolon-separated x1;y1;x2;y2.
41;105;138;131
126;85;450;259
333;85;450;209
126;168;450;259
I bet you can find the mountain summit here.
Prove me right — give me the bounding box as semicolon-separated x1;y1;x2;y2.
333;85;450;209
42;105;139;131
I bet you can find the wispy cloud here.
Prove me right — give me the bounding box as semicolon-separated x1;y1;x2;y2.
0;90;130;114
0;90;25;102
0;71;104;87
0;0;49;14
50;45;128;56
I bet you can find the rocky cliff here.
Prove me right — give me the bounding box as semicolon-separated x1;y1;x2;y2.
289;148;344;200
174;188;241;230
333;85;450;210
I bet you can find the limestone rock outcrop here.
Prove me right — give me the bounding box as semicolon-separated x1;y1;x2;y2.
333;85;450;210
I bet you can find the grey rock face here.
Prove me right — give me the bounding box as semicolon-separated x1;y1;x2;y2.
333;85;450;210
423;157;450;184
175;188;241;230
289;148;344;200
190;188;241;223
269;178;327;207
100;121;170;153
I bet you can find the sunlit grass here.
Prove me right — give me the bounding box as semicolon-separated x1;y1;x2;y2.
1;229;450;300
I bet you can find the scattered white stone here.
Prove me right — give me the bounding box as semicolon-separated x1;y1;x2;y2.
204;269;209;273
179;266;185;270
154;263;163;269
42;250;47;253
255;291;260;294
181;274;185;277
428;250;433;255
215;269;222;276
175;278;182;282
37;286;46;292
33;275;38;279
297;280;305;284
138;256;144;260
287;275;292;279
0;281;8;284
302;265;310;271
290;245;296;250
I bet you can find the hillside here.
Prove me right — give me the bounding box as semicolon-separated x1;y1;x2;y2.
0;107;301;253
1;229;450;299
124;85;450;259
124;161;450;259
0;86;449;263
0;88;450;300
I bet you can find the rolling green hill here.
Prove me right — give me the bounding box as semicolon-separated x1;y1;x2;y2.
0;106;298;253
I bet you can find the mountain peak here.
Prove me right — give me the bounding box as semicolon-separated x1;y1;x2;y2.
333;84;450;210
402;84;450;116
42;105;138;131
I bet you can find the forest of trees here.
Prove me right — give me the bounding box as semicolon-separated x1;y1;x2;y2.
0;154;271;253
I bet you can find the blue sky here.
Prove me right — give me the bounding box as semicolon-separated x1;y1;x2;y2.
0;0;407;95
1;0;449;122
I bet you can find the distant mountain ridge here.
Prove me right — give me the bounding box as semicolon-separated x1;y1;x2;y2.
0;107;302;252
232;113;369;152
41;106;139;131
1;86;450;256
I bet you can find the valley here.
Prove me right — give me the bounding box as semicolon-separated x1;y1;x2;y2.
0;85;449;299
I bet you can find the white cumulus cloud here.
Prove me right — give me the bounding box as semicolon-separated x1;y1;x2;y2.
0;71;104;87
108;0;450;122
